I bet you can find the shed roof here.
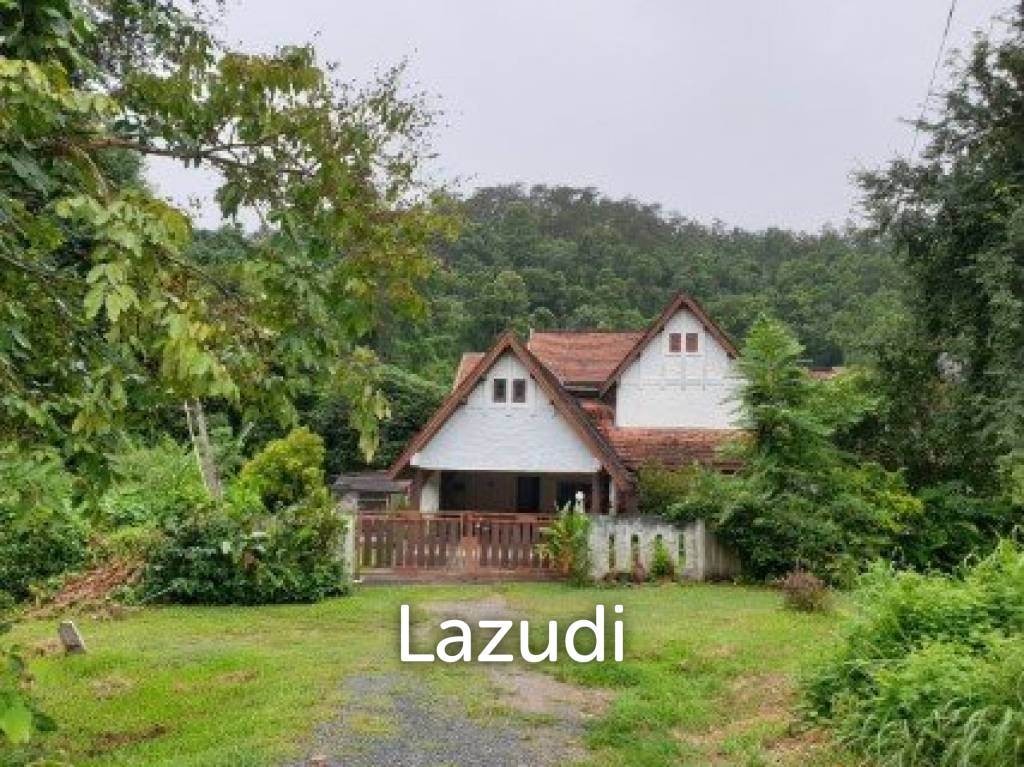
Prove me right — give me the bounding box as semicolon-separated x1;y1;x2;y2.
333;472;410;494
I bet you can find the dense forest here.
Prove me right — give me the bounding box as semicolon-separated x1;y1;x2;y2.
374;186;907;382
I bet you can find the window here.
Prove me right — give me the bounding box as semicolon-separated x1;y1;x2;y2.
492;378;507;403
668;332;682;353
512;378;527;403
685;332;700;353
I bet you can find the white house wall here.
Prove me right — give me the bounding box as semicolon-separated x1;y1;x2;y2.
615;309;741;428
412;351;601;473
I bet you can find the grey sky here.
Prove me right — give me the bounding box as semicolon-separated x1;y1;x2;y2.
150;0;1010;232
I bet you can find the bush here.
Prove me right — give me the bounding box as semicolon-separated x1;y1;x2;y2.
0;448;88;602
897;482;1021;571
234;427;328;514
537;501;592;585
803;540;1024;766
650;537;675;580
97;439;210;527
638;463;735;521
142;503;347;605
140;428;348;604
779;570;830;612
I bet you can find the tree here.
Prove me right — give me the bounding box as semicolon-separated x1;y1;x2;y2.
718;317;919;583
0;0;453;474
858;7;1024;495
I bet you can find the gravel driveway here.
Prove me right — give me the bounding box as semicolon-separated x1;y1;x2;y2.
287;672;577;767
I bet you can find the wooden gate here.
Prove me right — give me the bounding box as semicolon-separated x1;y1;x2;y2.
356;512;556;580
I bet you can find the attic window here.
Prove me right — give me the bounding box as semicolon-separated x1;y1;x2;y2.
512;378;527;403
492;378;507;403
668;333;682;354
685;332;700;353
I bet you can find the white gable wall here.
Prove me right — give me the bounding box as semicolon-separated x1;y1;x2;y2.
615;309;741;428
412;351;600;473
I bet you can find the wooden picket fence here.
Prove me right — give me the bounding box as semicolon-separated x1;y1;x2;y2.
356;512;557;580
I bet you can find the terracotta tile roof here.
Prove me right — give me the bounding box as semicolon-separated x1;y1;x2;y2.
576;396;743;471
528;331;644;385
453;352;485;390
598;427;743;470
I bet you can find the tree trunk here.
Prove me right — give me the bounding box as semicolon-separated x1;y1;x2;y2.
184;398;223;500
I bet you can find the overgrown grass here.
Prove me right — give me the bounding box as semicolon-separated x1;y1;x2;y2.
11;584;847;766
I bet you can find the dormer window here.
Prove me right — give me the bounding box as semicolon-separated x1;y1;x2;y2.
492;378;507;403
685;332;699;353
512;378;527;403
668;332;682;354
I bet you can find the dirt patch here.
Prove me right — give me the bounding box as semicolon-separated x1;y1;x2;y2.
489;667;612;722
32;559;141;616
421;594;516;622
675;672;799;764
88;724;167;756
91;674;135;700
28;638;64;658
216;669;259;685
763;725;836;765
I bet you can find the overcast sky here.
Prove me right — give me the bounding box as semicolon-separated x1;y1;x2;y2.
150;0;1010;232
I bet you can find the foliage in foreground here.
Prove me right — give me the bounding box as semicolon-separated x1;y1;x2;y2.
0;450;88;604
804;540;1024;766
0;0;450;469
140;429;348;604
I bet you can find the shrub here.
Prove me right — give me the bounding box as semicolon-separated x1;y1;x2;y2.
779;570;830;612
142;503;347;605
537;501;592;585
0;449;88;602
141;428;348;605
803;540;1024;766
897;482;1021;571
234;427;328;514
649;537;675;580
638;463;736;521
97;439;210;527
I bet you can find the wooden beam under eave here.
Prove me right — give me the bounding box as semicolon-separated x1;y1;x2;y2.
590;471;605;515
409;468;426;510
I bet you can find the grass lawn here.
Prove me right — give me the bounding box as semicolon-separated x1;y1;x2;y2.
11;583;849;766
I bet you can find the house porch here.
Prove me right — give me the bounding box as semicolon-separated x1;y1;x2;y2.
408;469;620;516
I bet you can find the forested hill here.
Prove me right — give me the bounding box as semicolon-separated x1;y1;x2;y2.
377;185;907;383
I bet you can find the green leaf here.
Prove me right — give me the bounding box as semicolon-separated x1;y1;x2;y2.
0;698;34;745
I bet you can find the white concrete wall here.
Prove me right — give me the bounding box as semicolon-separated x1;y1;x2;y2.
615;308;742;428
588;516;742;581
413;351;600;473
420;471;440;512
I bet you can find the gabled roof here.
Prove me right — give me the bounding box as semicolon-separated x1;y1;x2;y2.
388;331;633;488
599;292;739;396
528;331;644;386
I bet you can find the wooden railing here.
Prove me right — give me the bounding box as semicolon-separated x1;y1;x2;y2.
356;512;555;576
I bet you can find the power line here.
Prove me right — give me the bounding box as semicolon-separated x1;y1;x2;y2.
909;0;959;161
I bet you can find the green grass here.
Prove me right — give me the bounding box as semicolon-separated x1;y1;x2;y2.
11;583;851;766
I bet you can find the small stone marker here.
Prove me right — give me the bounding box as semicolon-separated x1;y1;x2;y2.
57;621;86;654
308;756;327;767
